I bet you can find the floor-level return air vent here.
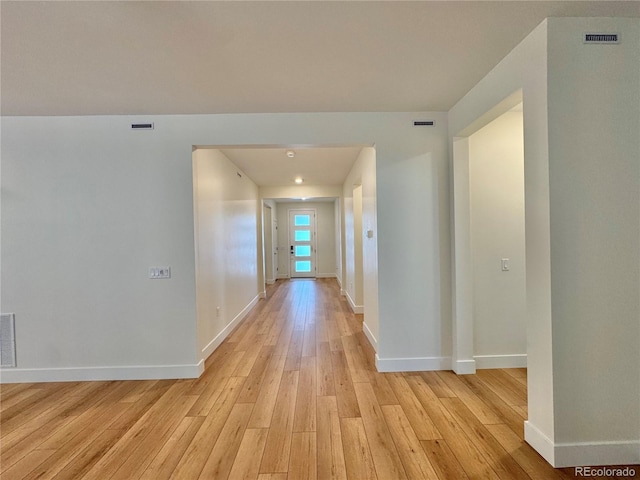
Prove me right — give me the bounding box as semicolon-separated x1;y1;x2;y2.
1;314;16;368
584;33;619;44
414;121;435;126
131;122;154;130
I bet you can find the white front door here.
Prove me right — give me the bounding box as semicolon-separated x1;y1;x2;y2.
289;209;316;278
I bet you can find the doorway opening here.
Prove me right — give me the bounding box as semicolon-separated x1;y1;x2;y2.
452;90;526;374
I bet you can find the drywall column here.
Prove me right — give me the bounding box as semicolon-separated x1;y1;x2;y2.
545;17;640;466
451;137;475;374
448;20;554;462
353;185;364;309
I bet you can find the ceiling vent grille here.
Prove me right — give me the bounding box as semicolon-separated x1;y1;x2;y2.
414;121;435;127
131;122;154;130
584;33;619;44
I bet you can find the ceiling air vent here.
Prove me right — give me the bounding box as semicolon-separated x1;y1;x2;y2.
131;122;154;130
414;121;435;127
584;33;619;44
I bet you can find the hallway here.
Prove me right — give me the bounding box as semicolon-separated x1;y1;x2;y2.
1;279;572;479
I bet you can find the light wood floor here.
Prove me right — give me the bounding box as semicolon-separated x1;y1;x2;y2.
1;279;585;479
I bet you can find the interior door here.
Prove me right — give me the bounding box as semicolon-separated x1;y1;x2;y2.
289;209;316;278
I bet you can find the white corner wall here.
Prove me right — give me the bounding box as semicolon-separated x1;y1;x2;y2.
449;18;553;454
343;147;379;351
545;17;639;466
343;182;363;313
193;149;260;361
450;17;640;468
334;198;343;289
263;199;277;284
1;112;448;385
469;110;526;368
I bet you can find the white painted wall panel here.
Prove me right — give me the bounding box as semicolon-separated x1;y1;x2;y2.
193;149;260;359
469;110;526;360
1;112;448;382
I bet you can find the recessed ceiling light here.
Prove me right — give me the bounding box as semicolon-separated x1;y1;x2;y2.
286;150;295;158
294;177;303;184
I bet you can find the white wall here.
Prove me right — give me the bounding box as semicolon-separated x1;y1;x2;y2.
0;117;201;381
275;202;336;278
193;149;260;361
334;198;343;289
1;112;448;385
449;18;553;450
342;147;379;349
343;182;364;313
469;110;526;366
353;185;364;306
450;17;640;467
263;199;277;284
546;17;639;458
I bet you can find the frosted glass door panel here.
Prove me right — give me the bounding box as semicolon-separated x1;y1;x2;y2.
289;209;316;278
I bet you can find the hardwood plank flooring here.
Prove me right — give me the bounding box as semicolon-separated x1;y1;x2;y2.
1;278;603;479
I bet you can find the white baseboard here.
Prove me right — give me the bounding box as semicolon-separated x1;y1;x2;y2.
277;273;289;279
340;289;346;296
259;291;267;299
0;362;203;384
345;291;364;314
362;322;377;352
316;273;337;279
475;354;527;369
453;359;476;375
376;355;451;372
525;421;556;466
266;279;275;285
525;421;640;467
202;294;260;360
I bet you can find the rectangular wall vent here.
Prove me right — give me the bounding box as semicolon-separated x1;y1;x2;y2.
131;123;154;130
0;314;17;368
584;33;619;44
413;121;435;126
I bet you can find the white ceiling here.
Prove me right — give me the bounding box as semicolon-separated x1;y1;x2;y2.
2;1;638;116
220;146;363;187
3;1;637;190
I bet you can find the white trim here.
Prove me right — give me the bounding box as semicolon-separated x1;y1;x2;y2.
345;291;363;314
375;355;451;372
259;291;267;299
0;362;203;384
202;294;260;360
525;421;556;466
362;322;377;352
525;421;640;468
474;354;527;369
340;289;346;296
553;440;640;468
316;273;337;279
266;279;276;285
277;273;289;279
453;359;476;375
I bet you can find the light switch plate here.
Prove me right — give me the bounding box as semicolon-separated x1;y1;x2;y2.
149;266;171;279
